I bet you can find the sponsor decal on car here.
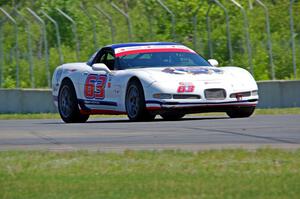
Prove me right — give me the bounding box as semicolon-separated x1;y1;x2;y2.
177;82;195;93
106;85;121;98
162;67;223;75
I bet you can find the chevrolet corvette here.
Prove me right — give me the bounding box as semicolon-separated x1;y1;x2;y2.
52;42;258;122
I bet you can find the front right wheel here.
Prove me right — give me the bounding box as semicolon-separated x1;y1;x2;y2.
125;79;155;121
226;107;255;118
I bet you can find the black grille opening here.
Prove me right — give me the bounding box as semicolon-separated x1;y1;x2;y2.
173;94;201;99
204;89;226;100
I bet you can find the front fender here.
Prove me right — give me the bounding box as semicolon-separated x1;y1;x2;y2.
221;66;258;91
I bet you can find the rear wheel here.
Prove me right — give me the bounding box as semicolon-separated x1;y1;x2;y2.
125;79;155;121
160;112;185;121
226;107;255;118
58;80;89;123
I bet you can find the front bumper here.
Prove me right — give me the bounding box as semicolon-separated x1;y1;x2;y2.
146;98;258;114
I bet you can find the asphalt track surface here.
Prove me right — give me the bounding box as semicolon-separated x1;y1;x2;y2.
0;115;300;151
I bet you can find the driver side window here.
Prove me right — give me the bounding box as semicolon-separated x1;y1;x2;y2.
99;53;107;63
105;53;115;70
98;52;115;70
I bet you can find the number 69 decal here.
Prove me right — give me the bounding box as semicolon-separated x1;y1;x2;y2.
84;74;107;99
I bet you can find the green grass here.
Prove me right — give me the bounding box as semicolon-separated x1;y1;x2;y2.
0;149;299;199
254;108;300;115
0;113;61;120
0;108;300;120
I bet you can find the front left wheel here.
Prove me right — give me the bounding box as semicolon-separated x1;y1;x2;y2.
226;107;255;118
58;80;89;123
160;112;185;121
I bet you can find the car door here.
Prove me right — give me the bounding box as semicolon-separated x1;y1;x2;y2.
78;49;118;112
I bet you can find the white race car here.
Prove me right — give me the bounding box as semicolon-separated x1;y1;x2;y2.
52;42;258;123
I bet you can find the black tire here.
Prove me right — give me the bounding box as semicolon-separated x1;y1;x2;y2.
125;79;155;121
160;112;185;121
226;107;255;118
58;79;89;123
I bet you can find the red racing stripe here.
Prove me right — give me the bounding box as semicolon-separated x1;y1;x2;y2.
80;109;126;115
115;48;195;57
146;107;162;111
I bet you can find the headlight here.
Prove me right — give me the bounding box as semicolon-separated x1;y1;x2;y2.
251;90;258;96
230;90;258;98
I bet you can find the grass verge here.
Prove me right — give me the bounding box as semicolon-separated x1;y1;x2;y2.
0;107;300;120
0;149;299;199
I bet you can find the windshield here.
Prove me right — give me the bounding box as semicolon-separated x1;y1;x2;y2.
116;52;211;70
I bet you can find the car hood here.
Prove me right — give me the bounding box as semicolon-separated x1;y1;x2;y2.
137;66;230;82
129;66;257;91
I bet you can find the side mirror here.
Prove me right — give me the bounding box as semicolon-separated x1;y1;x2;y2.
208;59;219;67
92;63;111;73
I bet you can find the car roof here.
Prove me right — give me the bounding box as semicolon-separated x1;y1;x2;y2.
105;42;181;50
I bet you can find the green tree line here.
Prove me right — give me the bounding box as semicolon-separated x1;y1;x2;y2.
0;0;299;88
